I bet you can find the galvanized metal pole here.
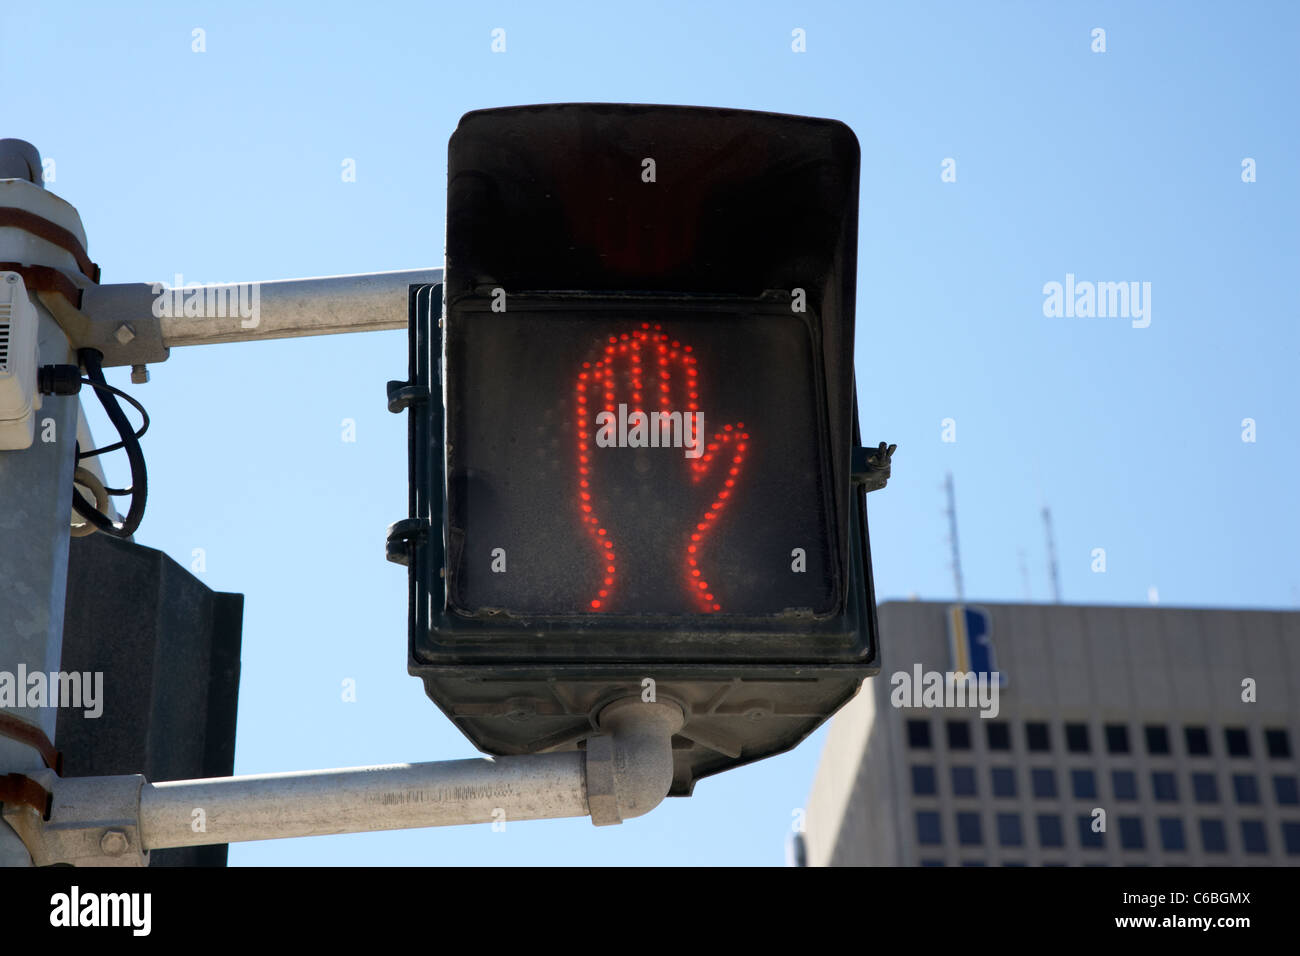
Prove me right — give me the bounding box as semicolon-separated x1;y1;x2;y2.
0;148;83;866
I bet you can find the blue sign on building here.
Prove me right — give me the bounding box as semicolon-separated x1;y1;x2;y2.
947;605;1007;688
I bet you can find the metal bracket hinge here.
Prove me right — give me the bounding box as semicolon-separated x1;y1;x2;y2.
386;379;428;414
386;517;430;566
852;442;897;493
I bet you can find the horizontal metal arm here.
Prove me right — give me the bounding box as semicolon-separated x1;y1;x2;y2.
140;754;587;849
75;268;443;368
1;699;683;865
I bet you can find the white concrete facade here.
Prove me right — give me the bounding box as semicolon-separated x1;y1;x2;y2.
806;601;1300;866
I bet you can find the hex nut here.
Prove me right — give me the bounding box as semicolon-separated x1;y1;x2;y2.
99;828;129;856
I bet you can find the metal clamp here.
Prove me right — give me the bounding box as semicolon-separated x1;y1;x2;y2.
2;770;148;867
852;442;897;493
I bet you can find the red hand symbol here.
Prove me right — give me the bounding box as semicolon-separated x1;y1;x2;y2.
573;323;749;613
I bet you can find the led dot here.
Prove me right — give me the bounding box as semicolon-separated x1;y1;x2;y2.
691;569;700;577
724;479;734;487
597;527;605;535
733;456;742;464
604;541;612;549
724;424;732;432
712;604;721;611
691;534;701;541
729;468;738;476
698;582;708;590
599;590;608;598
705;594;714;602
582;505;591;513
687;545;696;553
591;600;601;609
607;566;615;573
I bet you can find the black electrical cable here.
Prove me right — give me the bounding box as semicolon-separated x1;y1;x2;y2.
69;349;148;537
75;380;149;460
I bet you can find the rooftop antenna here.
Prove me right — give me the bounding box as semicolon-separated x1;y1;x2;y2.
1018;548;1032;601
1042;505;1062;603
945;471;964;600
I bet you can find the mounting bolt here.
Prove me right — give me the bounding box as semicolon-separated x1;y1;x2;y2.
131;364;150;385
114;324;136;345
99;828;129;856
4;274;18;284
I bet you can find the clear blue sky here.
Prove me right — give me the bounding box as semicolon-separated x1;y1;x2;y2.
4;1;1296;865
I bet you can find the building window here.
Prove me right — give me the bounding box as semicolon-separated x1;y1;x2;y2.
1283;822;1300;856
1240;820;1268;854
1105;724;1130;754
947;720;972;751
1037;814;1064;848
1185;726;1210;756
1158;818;1186;852
951;766;977;797
1266;728;1292;759
911;765;937;797
916;811;942;845
1071;769;1097;800
1225;727;1251;758
1144;725;1170;755
961;860;986;867
920;859;945;867
906;719;932;749
956;811;982;846
1112;770;1138;801
1077;814;1105;849
1119;816;1144;850
1002;861;1026;867
1273;775;1299;806
1152;771;1178;802
996;813;1023;847
1026;722;1051;752
991;767;1017;798
1031;768;1057;799
986;721;1011;751
1199;819;1228;854
1233;774;1260;805
1192;772;1219;804
1065;723;1090;753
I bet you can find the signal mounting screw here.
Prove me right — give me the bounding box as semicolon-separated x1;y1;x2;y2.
99;829;129;856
